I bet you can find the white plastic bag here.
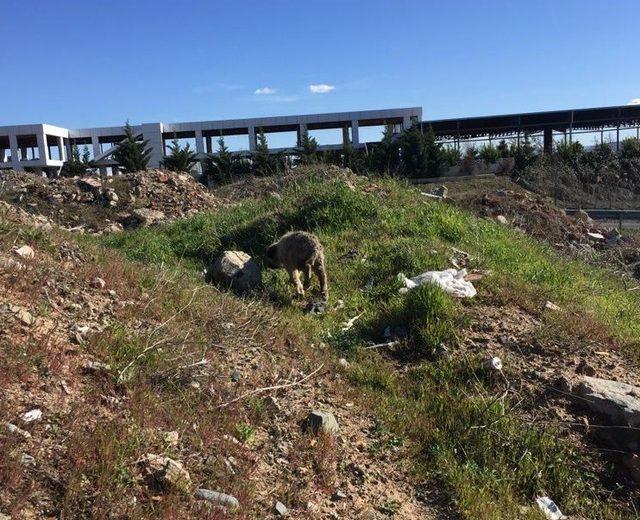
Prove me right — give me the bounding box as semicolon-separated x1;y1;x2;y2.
535;496;566;520
398;269;477;298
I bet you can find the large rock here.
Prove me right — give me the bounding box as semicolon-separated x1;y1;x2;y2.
210;251;261;292
303;410;339;436
129;208;166;227
573;376;640;450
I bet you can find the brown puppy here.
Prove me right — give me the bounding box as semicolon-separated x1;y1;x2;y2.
266;231;328;300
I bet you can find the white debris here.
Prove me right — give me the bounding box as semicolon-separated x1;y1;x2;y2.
20;408;43;423
544;301;561;312
485;356;503;371
587;232;605;241
535;496;566;520
398;269;477;298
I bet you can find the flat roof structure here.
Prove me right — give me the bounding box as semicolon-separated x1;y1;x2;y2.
0;107;422;172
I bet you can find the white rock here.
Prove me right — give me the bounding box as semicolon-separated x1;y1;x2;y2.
14;245;34;259
485;357;503;371
5;422;31;439
305;410;339;435
195;488;239;510
495;215;508;225
274;501;288;516
210;251;262;292
20;408;43;423
544;301;561;311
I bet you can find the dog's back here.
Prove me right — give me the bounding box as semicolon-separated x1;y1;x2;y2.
277;231;323;270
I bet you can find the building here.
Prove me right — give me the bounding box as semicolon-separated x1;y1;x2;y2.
0;107;422;174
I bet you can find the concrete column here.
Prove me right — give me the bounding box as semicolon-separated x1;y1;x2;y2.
248;127;256;152
342;126;350;146
140;123;164;168
9;134;21;170
195;130;204;156
36;133;47;162
91;135;101;159
351;120;360;145
403;115;411;130
205;136;212;154
57;136;66;162
297;123;307;145
543;127;553;154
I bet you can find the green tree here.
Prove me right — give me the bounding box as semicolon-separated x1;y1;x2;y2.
555;140;584;166
478;143;501;164
621;137;640;160
252;128;275;176
113;121;151;173
204;136;236;184
60;144;87;177
81;145;91;164
161;138;198;172
371;125;400;175
295;129;318;165
398;124;444;178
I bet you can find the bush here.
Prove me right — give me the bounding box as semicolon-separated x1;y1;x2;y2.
441;146;461;167
555;140;584;166
161;139;198;173
478;144;501;164
113;122;151;173
621;137;640;161
395;283;458;356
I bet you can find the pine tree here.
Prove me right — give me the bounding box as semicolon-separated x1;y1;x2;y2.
205;136;235;184
113;121;151;173
161;138;198;172
295;130;318;166
252;128;274;176
60;144;87;177
81;145;91;164
371;125;399;174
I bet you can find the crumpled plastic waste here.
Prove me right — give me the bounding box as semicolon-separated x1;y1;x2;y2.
398;268;477;298
535;496;566;520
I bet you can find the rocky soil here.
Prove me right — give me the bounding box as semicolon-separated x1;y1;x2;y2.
0;200;442;519
0;169;222;235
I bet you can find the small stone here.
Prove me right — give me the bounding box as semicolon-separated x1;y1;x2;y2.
5;422;31;439
195;489;239;510
544;301;561;312
231;369;241;382
20;408;43;423
495;215;508;225
14;245;34;259
131;208;166;227
16;309;35;326
83;360;111;373
435;343;450;359
140;454;192;494
304;410;339;436
78;177;102;191
332;489;348;501
555;376;572;393
274;501;288;516
338;358;350;369
20;453;35;466
163;431;179;447
91;277;106;289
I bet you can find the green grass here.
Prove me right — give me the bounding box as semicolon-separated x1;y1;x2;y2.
98;173;640;518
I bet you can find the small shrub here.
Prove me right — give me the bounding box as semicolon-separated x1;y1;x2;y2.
478;144;501;164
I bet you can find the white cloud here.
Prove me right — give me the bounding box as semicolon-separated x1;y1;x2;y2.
628;98;640;105
254;87;277;95
309;84;335;94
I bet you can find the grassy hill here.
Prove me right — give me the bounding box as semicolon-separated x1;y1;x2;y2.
98;168;640;519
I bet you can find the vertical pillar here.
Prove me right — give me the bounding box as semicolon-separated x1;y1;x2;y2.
195;129;204;156
351;120;359;146
205;135;212;154
57;135;66;162
91;135;101;158
140;123;164;168
297;123;307;145
402;115;411;130
248;127;256;152
9;134;21;170
616;125;620;152
36;133;47;162
342;125;350;146
543;127;553;154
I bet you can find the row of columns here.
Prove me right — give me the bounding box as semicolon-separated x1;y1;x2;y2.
5;133;66;166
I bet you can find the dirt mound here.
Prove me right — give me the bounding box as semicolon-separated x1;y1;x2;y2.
0;169;221;234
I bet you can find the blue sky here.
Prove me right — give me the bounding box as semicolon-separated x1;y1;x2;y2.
1;0;639;134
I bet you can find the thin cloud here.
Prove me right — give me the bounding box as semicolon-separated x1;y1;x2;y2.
254;87;277;95
628;98;640;105
309;84;335;94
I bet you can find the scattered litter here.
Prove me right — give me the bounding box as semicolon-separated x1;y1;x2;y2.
485;357;503;371
544;301;561;312
587;232;605;241
535;496;566;520
20;408;43;423
398;269;477;298
341;312;364;331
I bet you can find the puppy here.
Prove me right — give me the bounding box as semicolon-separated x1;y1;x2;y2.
266;231;328;300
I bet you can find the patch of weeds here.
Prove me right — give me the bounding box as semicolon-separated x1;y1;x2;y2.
234;422;255;443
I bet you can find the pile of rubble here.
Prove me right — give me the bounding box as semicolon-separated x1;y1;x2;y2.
0;169;222;234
